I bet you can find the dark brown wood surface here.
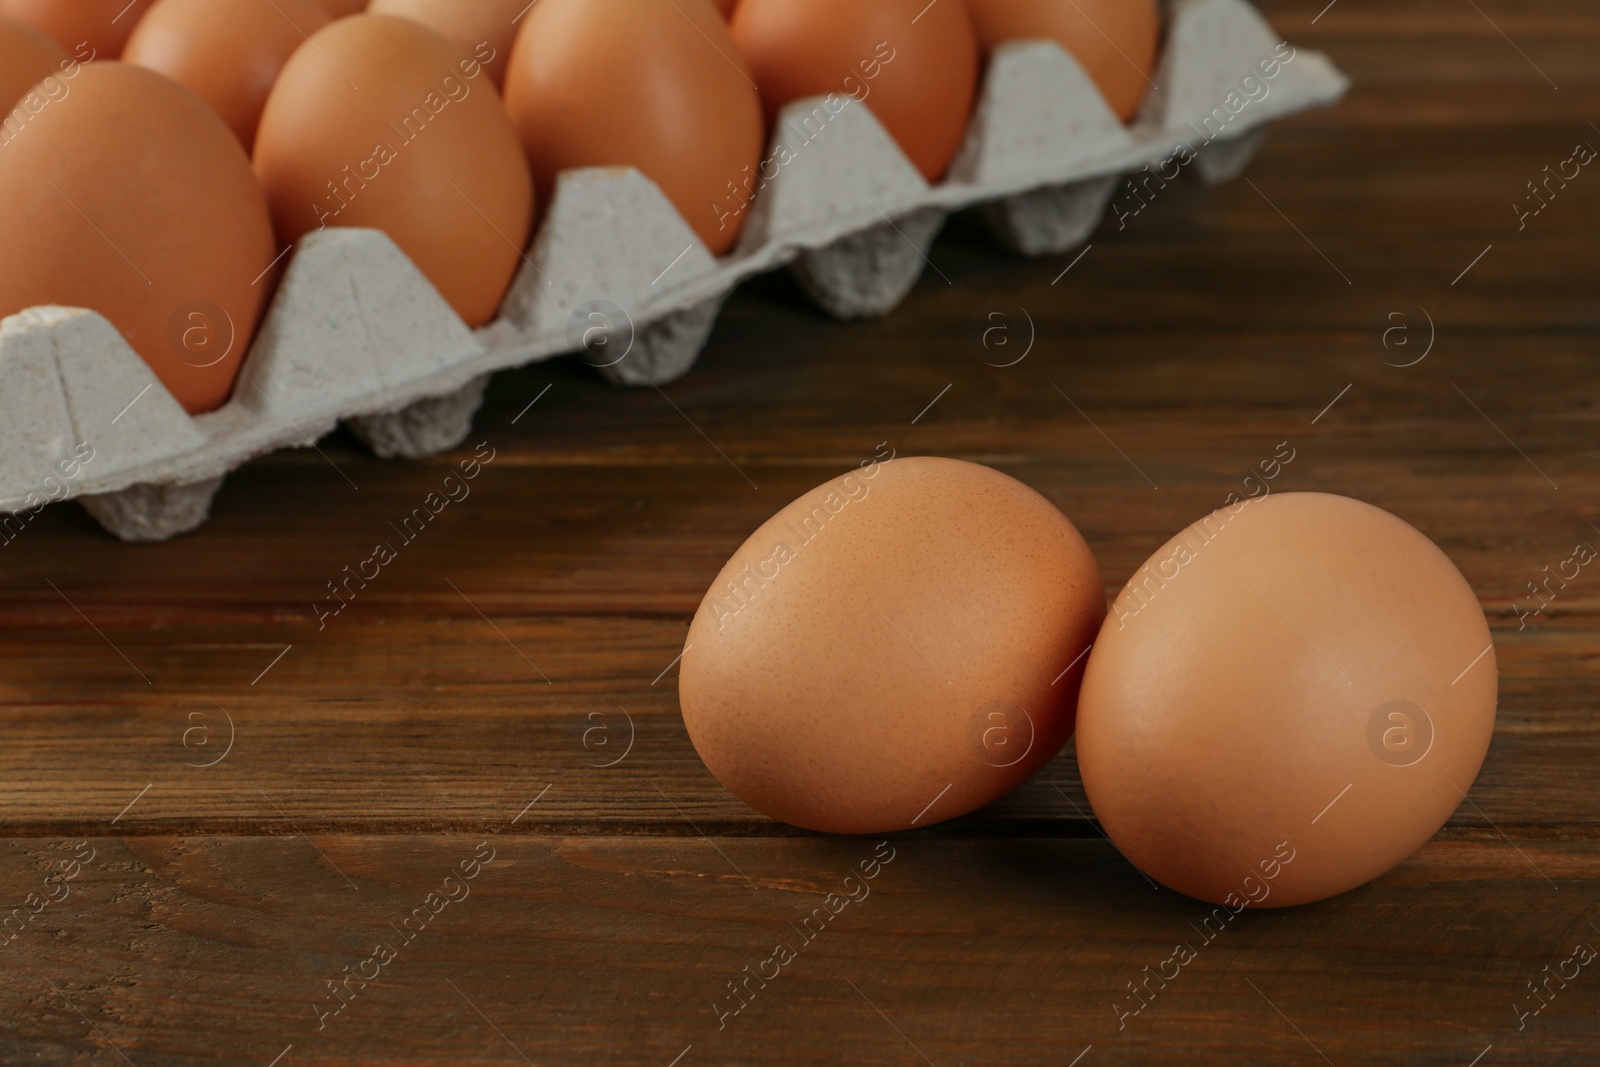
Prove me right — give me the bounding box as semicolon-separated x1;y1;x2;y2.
2;1;1598;1062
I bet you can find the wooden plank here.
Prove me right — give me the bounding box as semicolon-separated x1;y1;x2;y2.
0;837;1595;1066
0;615;1592;835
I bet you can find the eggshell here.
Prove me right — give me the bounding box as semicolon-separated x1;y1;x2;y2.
1076;493;1498;907
730;0;980;182
709;0;736;15
314;0;368;16
254;14;534;328
0;0;154;59
680;456;1105;834
367;0;522;88
503;0;764;256
0;14;68;112
123;0;330;150
964;0;1160;122
0;62;277;413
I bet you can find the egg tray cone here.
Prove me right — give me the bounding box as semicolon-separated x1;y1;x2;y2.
0;0;1345;542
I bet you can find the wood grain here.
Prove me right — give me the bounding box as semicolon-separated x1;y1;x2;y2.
1;838;1597;1067
0;0;1597;1061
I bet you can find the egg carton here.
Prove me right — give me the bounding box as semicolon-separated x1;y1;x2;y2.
0;0;1346;542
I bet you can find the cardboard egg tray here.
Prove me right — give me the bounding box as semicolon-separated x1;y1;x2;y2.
0;0;1346;542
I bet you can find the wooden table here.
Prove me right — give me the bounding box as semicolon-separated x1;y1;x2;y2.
2;1;1597;1063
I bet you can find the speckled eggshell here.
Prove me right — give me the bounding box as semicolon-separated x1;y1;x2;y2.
680;455;1105;834
123;0;330;150
0;0;154;59
0;14;68;112
1076;492;1498;908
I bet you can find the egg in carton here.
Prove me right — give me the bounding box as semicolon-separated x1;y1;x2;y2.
0;0;1346;543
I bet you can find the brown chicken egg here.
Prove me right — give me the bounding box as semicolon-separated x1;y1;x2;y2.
680;455;1106;834
1076;493;1498;907
709;0;736;16
0;15;68;113
124;0;330;150
254;14;534;327
367;0;522;88
503;0;764;256
0;62;277;413
730;0;980;182
0;0;153;59
965;0;1160;122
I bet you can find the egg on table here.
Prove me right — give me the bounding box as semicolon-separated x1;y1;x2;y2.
254;14;534;328
680;455;1105;834
0;0;154;59
1075;492;1498;907
0;62;279;413
730;0;981;182
123;0;330;150
503;0;764;256
964;0;1161;122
